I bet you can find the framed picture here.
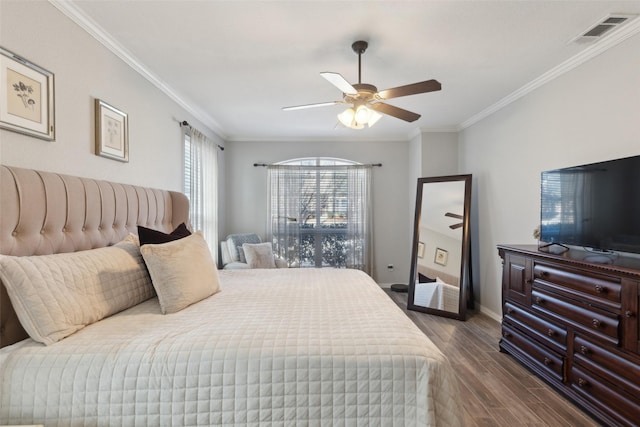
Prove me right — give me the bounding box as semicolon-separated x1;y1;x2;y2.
0;47;55;140
95;99;128;162
417;241;425;258
434;247;448;266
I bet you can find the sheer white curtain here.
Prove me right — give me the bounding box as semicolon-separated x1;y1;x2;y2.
267;159;373;274
346;165;373;274
185;128;218;259
267;165;302;266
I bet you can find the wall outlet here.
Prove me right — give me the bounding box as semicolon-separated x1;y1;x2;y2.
387;264;394;271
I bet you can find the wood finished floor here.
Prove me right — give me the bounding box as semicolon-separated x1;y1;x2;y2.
384;290;602;427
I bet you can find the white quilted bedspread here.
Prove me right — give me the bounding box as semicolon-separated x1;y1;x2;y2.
0;268;464;426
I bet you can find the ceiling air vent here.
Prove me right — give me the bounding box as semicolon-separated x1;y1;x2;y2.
574;14;637;43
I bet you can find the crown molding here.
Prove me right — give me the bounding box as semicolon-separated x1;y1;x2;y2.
49;0;227;140
419;127;460;134
225;135;409;143
459;16;640;131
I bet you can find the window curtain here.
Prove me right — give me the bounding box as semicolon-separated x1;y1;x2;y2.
185;127;218;259
346;165;373;274
267;162;373;274
267;165;302;267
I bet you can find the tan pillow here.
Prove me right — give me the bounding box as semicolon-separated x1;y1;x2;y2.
242;242;277;268
0;236;154;345
140;231;220;314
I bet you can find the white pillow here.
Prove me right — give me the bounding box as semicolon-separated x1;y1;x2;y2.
242;242;277;269
140;231;220;314
0;236;154;345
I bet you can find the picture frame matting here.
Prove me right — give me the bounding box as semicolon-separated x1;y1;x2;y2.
0;46;55;140
95;98;129;162
417;242;425;258
434;247;448;266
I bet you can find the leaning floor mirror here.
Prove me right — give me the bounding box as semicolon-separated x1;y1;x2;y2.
407;174;472;320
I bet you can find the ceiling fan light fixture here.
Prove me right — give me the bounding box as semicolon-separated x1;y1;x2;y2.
338;107;355;126
355;105;370;123
338;104;382;130
338;107;364;129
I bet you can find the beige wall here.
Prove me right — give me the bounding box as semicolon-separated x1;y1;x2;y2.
0;0;220;191
459;33;640;320
407;131;459;265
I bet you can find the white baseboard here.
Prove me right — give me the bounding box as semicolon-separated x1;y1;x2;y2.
478;305;502;322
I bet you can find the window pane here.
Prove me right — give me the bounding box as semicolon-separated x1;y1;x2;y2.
321;227;347;267
271;157;364;269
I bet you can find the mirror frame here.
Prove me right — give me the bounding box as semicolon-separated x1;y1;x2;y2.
407;174;472;320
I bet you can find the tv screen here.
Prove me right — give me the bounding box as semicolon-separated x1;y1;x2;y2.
540;155;640;254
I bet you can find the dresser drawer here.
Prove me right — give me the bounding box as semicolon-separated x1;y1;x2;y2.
501;323;564;382
534;262;622;310
570;366;640;426
532;289;620;346
504;301;567;352
573;334;640;397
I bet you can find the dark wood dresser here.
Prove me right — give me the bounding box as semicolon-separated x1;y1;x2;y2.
498;245;640;426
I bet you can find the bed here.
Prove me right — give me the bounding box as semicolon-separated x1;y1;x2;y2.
0;165;464;426
415;266;460;312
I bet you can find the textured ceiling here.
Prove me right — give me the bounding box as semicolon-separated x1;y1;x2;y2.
56;1;640;141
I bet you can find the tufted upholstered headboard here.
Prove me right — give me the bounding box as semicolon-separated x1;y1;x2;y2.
0;165;190;348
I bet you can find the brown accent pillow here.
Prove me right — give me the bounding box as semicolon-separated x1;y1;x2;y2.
138;223;191;245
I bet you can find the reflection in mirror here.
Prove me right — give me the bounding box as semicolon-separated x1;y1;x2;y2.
407;175;472;320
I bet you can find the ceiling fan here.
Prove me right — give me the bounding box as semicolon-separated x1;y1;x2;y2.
283;40;441;129
445;212;464;230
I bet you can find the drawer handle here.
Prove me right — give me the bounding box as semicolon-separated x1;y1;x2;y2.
594;285;605;293
580;345;589;356
502;331;511;338
543;357;553;366
547;329;555;337
540;271;549;278
506;307;515;314
626;310;634;318
534;296;544;305
592;318;602;329
577;378;588;387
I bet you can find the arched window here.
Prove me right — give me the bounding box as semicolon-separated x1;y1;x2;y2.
267;158;372;273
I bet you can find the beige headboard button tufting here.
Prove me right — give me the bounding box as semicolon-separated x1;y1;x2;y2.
0;165;190;347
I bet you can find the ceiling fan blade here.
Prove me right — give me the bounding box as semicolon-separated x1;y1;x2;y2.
377;79;441;100
449;223;463;230
371;103;421;122
282;101;340;111
445;212;464;220
320;72;358;95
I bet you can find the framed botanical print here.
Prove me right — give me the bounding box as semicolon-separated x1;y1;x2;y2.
0;47;55;140
95;99;129;162
434;247;448;266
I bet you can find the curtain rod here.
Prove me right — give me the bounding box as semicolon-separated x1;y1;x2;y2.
253;163;382;167
180;121;224;151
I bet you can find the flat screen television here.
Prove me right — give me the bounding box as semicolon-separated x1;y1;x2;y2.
540;155;640;255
